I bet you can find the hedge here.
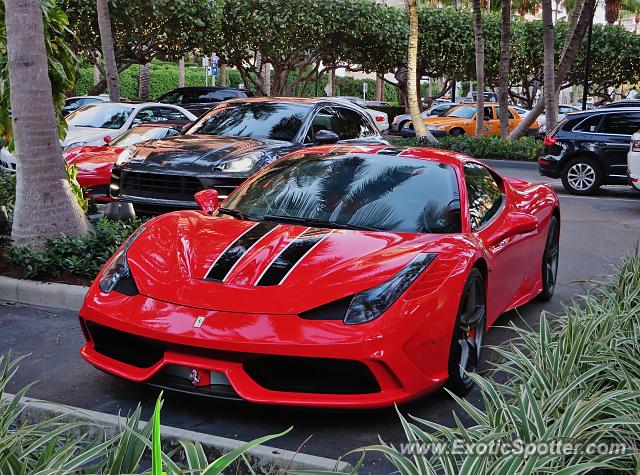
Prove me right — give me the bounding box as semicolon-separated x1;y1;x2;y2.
392;135;544;161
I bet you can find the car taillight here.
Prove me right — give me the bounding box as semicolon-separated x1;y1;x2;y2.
375;116;384;122
544;135;558;147
632;139;640;152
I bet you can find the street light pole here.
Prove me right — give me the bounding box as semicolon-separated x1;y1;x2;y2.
581;6;595;110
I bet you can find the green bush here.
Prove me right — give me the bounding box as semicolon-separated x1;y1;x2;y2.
0;170;15;217
392;134;543;161
332;250;640;474
5;217;145;279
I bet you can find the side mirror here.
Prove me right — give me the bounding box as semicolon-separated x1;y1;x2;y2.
314;129;340;145
103;135;112;144
488;212;538;246
194;189;220;215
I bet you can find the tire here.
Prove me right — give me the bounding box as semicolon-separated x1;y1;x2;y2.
450;128;465;137
561;157;603;195
446;268;486;397
397;120;408;133
537;216;560;301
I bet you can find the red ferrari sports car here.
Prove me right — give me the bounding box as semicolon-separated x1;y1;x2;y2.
78;145;560;408
64;124;183;202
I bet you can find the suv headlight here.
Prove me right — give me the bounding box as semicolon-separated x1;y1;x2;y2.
99;225;146;293
344;253;436;325
216;154;263;173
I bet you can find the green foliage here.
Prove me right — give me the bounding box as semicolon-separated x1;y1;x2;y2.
65;163;88;213
60;0;223;66
0;0;78;149
5;217;146;278
0;170;15;217
0;354;290;474
392;135;543;161
321;250;640;474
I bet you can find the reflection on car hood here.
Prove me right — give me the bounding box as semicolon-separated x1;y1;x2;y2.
127;211;465;314
124;135;298;175
63;127;116;146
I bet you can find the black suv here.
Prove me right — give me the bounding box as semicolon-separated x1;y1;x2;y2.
156;87;254;117
539;108;640;195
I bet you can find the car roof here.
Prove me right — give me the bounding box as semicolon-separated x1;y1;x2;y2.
168;86;251;92
83;101;183;109
214;96;367;107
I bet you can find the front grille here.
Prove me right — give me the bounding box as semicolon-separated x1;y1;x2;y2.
122;172;203;201
244;356;380;394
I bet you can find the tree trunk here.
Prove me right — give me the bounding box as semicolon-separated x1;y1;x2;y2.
395;67;408;109
407;0;437;143
88;63;129;95
93;63;100;86
509;0;596;139
5;0;89;248
472;0;485;137
327;66;335;97
220;63;227;87
376;74;384;101
542;0;558;132
604;0;620;23
178;57;185;88
96;0;120;101
498;0;511;138
138;62;151;101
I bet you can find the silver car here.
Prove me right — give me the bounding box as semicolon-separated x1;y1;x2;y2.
391;102;456;133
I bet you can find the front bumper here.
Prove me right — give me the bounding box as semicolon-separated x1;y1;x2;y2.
79;289;454;408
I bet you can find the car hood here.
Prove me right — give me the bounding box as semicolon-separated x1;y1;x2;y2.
125;135;297;175
126;211;460;314
65;146;123;172
63;127;115;146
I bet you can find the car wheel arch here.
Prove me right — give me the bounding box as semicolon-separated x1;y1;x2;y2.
560;151;602;174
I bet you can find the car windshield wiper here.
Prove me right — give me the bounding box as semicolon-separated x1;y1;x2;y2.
262;215;380;231
217;208;261;222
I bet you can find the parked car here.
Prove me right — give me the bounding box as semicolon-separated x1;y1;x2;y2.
539;108;640;194
464;91;499;103
79;144;560;407
537;104;580;136
391;102;456;134
599;99;640;109
110;97;388;215
401;103;525;137
157;87;254;117
626;129;640;191
62;95;109;116
337;96;389;132
0;102;195;173
64;124;184;202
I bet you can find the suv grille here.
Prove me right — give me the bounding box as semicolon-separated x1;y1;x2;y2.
122;172;203;201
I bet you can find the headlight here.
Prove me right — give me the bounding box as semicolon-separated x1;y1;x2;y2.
64;141;86;151
216;155;259;173
99;225;146;293
344;253;436;325
115;148;134;167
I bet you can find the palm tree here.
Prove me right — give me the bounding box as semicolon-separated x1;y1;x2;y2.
471;0;485;137
4;0;88;248
138;63;151;100
96;0;120;101
178;57;185;87
406;0;437;143
498;0;511;138
605;0;621;22
541;0;558;132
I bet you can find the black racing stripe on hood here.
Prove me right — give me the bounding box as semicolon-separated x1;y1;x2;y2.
256;228;331;286
205;221;279;282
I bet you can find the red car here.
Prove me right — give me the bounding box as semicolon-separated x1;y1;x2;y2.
64;124;183;202
78;145;560;408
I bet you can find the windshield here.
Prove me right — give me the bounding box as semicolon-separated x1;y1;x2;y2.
223;153;461;234
447;105;476;119
189;102;311;142
110;126;178;147
67;105;133;129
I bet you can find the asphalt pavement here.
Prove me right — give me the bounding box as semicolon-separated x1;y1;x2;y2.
2;160;640;474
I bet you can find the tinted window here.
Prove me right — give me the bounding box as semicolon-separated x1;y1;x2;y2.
132;108;165;126
224;154;461;234
190;102;311;141
158;107;190;122
599;113;640;135
67;105;134;129
464;163;503;230
211;90;238;101
307;107;374;141
574;115;602;133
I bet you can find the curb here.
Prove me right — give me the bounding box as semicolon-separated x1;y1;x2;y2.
3;392;351;473
0;276;88;311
